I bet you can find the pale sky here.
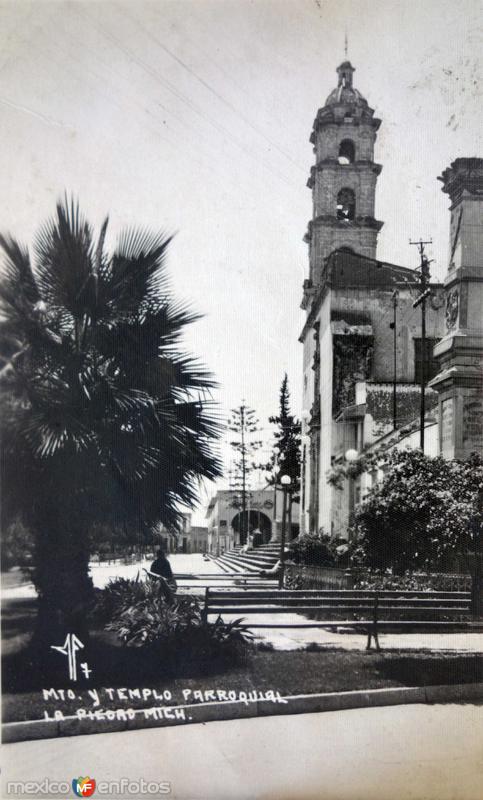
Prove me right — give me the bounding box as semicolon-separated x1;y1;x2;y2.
0;0;481;521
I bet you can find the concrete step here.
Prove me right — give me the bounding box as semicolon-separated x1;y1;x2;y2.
238;551;280;564
216;555;267;574
253;545;280;553
215;554;267;574
256;543;281;548
212;557;235;574
222;553;279;570
215;556;249;573
227;546;279;560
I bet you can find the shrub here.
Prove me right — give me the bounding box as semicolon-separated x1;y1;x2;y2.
284;572;304;589
96;578;253;674
351;450;483;573
93;575;147;624
289;530;340;567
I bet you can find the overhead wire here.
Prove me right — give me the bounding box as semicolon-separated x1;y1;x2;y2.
73;5;308;204
34;10;286;219
120;5;308;177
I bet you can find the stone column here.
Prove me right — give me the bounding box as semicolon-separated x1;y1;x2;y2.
429;159;483;460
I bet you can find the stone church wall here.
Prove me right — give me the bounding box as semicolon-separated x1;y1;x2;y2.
331;285;445;384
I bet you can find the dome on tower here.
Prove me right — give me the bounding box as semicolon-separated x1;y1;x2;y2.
324;61;369;109
310;60;379;131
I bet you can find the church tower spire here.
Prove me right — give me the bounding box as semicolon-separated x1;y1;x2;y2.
302;61;383;306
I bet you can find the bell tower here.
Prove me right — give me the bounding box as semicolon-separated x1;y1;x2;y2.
302;61;384;306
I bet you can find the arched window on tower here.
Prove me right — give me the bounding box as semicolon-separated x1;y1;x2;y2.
336;188;356;221
338;140;355;165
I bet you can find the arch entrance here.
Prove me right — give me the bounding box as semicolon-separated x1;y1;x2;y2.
231;511;272;546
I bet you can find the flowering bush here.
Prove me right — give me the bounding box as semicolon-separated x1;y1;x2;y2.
351;450;483;573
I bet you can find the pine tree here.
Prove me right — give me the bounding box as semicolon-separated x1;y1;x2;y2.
228;404;262;544
264;374;301;501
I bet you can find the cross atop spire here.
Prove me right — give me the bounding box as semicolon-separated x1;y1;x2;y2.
344;30;348;58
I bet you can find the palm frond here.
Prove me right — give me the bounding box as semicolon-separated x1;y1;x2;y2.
0;234;39;307
34;197;95;319
95;217;109;276
1;202;221;536
107;229;174;314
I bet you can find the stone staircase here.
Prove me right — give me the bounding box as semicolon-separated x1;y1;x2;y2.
214;542;281;574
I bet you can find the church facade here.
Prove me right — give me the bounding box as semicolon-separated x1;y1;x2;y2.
299;61;449;539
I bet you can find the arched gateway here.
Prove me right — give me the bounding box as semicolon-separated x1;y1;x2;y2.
231;511;272;545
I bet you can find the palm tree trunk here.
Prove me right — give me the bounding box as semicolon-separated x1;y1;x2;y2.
31;518;94;665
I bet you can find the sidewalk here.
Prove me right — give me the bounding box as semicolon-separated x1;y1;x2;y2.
3;704;482;800
211;611;483;652
1;555;225;600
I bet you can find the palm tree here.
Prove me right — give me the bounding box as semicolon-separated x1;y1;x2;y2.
0;199;221;650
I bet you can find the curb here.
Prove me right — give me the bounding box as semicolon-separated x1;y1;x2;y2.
3;682;483;744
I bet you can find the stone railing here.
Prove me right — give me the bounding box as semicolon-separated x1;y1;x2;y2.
415;573;472;592
284;562;354;590
352;570;472;593
284;564;473;593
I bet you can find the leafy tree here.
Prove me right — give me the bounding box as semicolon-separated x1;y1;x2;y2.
263;374;301;500
1;517;35;571
88;521;157;560
351;449;483;573
0;200;221;650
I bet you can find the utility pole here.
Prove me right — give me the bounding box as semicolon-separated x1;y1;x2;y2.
410;239;433;452
389;289;399;430
228;403;262;547
240;404;246;545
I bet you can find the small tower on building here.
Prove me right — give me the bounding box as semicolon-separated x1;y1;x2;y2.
302;61;384;308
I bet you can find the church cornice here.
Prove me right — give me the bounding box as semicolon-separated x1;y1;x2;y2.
315;159;382;173
307;162;383;187
299;250;424;340
438;158;483;205
310;113;381;142
310;214;384;232
299;281;330;342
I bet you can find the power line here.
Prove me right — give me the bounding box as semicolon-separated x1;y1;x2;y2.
121;6;308;178
41;14;285;218
74;6;306;199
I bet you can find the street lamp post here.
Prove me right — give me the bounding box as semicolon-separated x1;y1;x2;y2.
272;444;280;540
471;487;483;618
279;475;291;589
389;289;399;430
345;449;359;531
